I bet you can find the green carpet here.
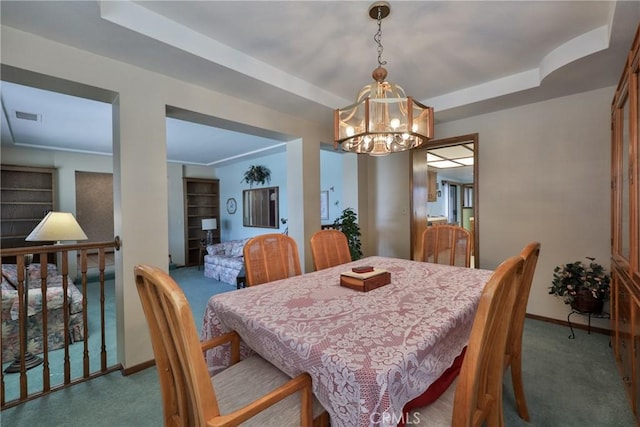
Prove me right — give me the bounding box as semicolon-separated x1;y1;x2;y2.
1;268;635;426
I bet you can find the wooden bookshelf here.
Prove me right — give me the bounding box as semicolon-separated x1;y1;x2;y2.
183;178;220;267
1;165;56;262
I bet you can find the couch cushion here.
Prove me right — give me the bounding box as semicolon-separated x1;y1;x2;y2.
207;239;250;258
229;238;250;257
2;276;16;291
1;276;15;291
205;255;244;270
2;263;59;288
7;278;83;320
207;243;225;256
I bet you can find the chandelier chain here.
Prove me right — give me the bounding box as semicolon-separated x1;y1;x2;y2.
374;6;387;67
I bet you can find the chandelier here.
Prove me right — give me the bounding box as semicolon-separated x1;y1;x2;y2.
334;2;434;156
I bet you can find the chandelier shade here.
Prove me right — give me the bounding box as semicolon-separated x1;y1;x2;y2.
334;2;434;156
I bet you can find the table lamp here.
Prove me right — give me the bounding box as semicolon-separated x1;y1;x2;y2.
202;218;217;246
5;212;88;374
25;211;88;243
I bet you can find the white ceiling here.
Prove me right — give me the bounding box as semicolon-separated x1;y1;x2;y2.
1;1;639;166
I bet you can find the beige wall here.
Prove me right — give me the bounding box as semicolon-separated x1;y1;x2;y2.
1;25;331;368
371;86;613;328
438;87;612;328
1;22;614;366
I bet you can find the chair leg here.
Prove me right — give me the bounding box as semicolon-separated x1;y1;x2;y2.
510;352;531;421
486;389;505;427
313;411;330;427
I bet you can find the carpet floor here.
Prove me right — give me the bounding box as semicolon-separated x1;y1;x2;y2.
1;267;635;426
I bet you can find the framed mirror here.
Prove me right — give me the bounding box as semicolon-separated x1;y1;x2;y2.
243;186;279;228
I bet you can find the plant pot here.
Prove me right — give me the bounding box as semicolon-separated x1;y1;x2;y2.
570;289;604;314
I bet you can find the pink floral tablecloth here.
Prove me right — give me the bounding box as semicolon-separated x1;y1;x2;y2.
202;256;493;427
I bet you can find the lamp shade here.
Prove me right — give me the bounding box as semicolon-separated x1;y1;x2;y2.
201;218;217;231
25;211;88;242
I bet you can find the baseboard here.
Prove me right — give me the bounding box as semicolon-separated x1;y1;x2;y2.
121;359;156;376
525;313;611;336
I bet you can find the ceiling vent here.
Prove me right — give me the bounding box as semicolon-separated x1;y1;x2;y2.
15;111;40;121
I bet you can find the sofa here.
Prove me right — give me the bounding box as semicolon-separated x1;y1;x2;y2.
203;238;251;285
1;263;85;363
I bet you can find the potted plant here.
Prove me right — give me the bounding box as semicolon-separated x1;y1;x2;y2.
241;165;271;187
549;257;611;313
332;207;363;261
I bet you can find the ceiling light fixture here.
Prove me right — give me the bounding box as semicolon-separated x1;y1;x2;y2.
334;1;434;156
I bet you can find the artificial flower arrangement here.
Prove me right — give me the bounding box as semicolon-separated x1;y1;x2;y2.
549;257;611;305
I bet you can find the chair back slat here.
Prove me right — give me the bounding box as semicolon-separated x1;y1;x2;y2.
135;265;220;426
504;241;541;421
310;229;351;271
452;255;524;426
421;225;472;267
507;242;541;359
244;234;302;286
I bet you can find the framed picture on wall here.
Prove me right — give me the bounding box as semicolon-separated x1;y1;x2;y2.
321;190;329;220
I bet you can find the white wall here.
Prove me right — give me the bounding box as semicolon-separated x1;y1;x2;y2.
320;149;344;225
166;162;185;266
215;152;288;241
368;152;413;259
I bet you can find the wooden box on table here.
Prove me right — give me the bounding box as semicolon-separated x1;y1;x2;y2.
340;268;391;292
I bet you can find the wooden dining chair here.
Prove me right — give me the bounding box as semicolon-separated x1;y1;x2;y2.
409;255;524;426
504;241;541;421
134;264;329;427
243;233;302;286
309;229;351;271
421;224;472;267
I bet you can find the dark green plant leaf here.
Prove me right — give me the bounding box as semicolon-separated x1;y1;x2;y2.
241;165;271;187
332;207;363;260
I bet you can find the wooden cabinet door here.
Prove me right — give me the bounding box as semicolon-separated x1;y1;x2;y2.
611;23;640;423
619;281;633;394
427;170;437;202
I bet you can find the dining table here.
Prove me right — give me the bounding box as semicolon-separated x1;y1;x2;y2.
201;255;493;427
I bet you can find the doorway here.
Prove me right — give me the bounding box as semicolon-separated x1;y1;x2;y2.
410;134;479;266
448;183;458;224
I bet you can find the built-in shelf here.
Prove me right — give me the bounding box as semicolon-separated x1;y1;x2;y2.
183;178;220;267
0;165;56;263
